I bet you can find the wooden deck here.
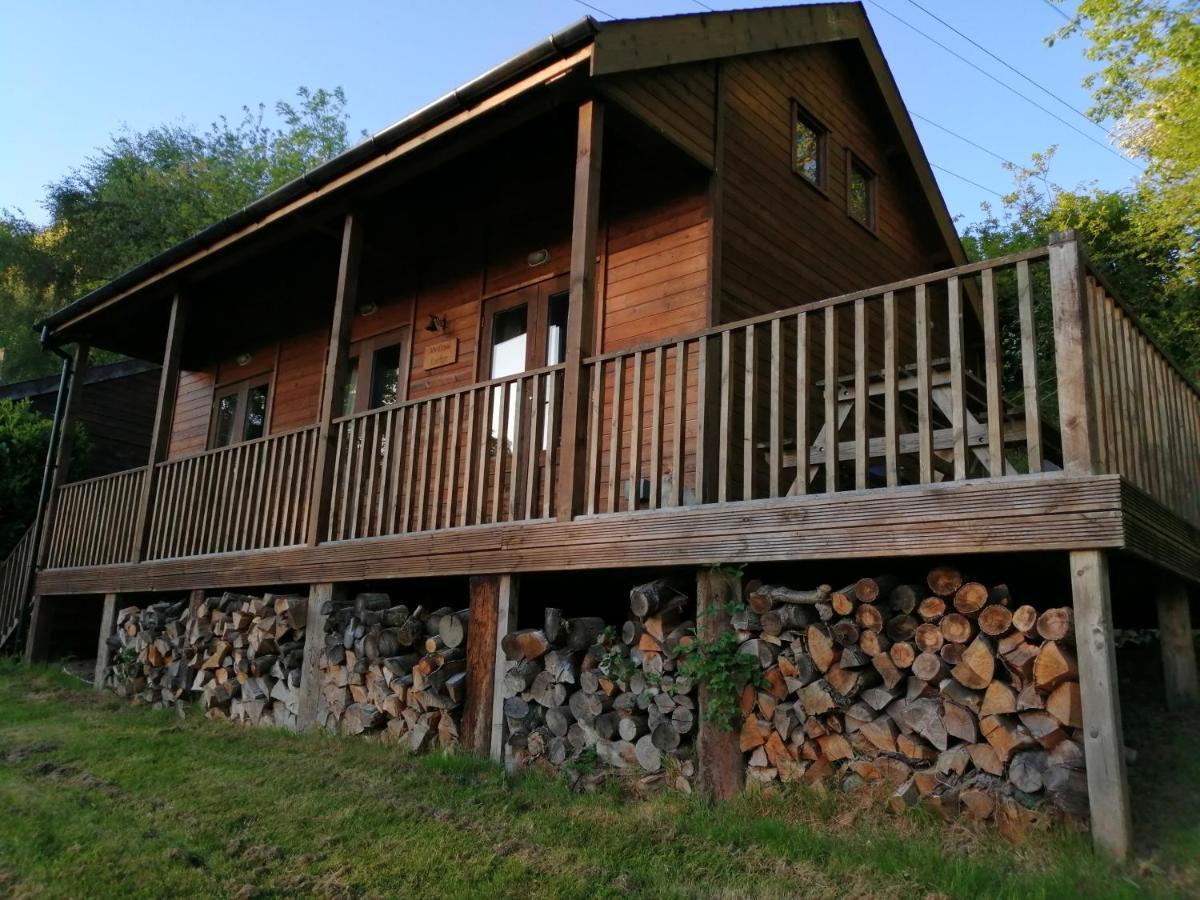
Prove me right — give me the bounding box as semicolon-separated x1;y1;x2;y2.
26;239;1200;597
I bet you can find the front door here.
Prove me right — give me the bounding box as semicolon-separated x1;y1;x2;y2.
480;274;570;379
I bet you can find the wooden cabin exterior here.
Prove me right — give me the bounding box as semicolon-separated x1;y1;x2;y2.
4;4;1197;861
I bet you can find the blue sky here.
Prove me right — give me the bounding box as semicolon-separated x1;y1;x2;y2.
0;0;1140;231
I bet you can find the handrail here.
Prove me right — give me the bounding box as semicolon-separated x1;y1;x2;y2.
0;525;36;649
154;423;318;468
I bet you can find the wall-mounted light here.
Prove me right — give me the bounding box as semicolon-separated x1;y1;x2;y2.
235;352;253;367
527;248;550;267
426;314;448;333
356;301;378;316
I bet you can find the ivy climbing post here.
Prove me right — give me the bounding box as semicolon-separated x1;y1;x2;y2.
695;566;745;799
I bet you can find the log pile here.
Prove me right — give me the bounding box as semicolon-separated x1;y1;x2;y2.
106;592;308;728
503;579;698;788
315;592;469;751
738;568;1090;830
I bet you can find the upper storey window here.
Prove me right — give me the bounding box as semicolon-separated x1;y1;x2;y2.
791;102;827;188
847;151;877;231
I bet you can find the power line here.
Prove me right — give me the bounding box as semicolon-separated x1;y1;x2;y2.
931;163;1007;199
863;0;1139;168
1042;0;1073;22
569;0;615;20
912;112;1019;167
902;0;1098;130
690;0;717;10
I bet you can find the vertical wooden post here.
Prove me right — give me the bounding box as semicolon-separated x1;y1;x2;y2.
1049;231;1099;475
555;99;604;522
132;294;188;562
1070;549;1132;860
696;567;744;799
1156;574;1198;710
489;574;520;765
35;343;90;566
22;596;52;663
307;212;365;545
297;582;338;733
92;593;119;690
461;575;502;757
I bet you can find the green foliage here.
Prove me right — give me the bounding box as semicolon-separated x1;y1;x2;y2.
961;148;1199;381
0;399;89;556
0;87;354;384
676;599;763;731
1050;0;1200;282
564;744;599;779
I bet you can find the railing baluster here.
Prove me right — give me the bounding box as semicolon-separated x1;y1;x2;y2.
650;347;664;510
915;284;933;484
854;298;868;490
490;387;507;525
823;305;838;493
670;341;686;507
743;324;756;501
525;375;543;520
882;291;899;487
459;393;475;529
981;268;1004;476
1016;261;1043;473
445;396;461;530
630;351;644;512
947;275;968;480
794;312;809;497
769;319;781;498
586;363;603;515
473;388;490;527
607;356;624;514
429;398;446;530
718;332;731;502
416;401;434;531
543;370;559;520
696;336;711;504
507;380;524;522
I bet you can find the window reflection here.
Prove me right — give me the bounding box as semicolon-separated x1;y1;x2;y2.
370;345;402;409
244;384;268;441
490;305;528;379
215;395;238;447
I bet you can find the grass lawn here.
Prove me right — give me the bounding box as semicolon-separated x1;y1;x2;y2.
0;646;1196;899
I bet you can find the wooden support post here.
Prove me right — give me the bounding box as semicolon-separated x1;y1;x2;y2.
92;593;118;691
461;575;502;757
1156;574;1198;710
1049;231;1099;475
35;343;90;566
307;212;365;545
297;582;338;733
489;574;520;765
696;567;744;799
132;294;187;562
23;596;52;664
1070;549;1132;861
555;99;604;522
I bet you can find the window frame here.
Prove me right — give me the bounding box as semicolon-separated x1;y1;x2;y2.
208;374;272;449
478;273;570;379
790;100;829;193
342;325;412;417
845;148;878;234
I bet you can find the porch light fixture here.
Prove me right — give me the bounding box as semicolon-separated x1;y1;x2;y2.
527;248;550;267
357;301;379;316
235;352;253;366
426;314;448;333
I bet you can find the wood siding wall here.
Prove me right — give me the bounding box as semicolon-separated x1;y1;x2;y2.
597;62;716;169
719;44;953;322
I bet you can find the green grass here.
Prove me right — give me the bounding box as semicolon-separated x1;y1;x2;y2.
0;654;1195;900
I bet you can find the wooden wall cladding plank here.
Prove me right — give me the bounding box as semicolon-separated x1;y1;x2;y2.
719;44;956;323
597;62;717;169
166;370;215;459
271;327;331;433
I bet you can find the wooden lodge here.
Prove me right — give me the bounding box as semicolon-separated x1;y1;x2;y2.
3;4;1196;861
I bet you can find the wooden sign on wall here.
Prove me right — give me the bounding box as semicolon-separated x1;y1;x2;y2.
423;337;458;370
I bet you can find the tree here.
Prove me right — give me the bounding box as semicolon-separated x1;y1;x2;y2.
0;86;355;384
0;400;89;557
962;148;1199;380
1050;0;1200;281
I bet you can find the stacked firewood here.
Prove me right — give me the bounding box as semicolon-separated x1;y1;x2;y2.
316;592;469;751
107;592;308;729
738;567;1089;828
503;579;698;785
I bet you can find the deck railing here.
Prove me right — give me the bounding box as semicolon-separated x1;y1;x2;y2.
35;238;1198;572
145;426;317;560
327;364;564;541
45;467;146;568
1085;267;1200;526
0;525;37;645
579;247;1063;513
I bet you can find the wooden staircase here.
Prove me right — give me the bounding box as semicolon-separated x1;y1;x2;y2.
0;526;36;653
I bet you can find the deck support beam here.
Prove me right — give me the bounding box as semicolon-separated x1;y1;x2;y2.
696;567;744;799
307;212;365;546
297;582;339;733
461;575;503;757
555;98;604;522
1156;574;1198;709
132;294;187;562
1070;549;1132;861
488;574;520;766
92;593;119;690
22;596;52;664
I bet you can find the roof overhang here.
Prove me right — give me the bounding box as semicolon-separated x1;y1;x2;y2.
40;2;964;344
